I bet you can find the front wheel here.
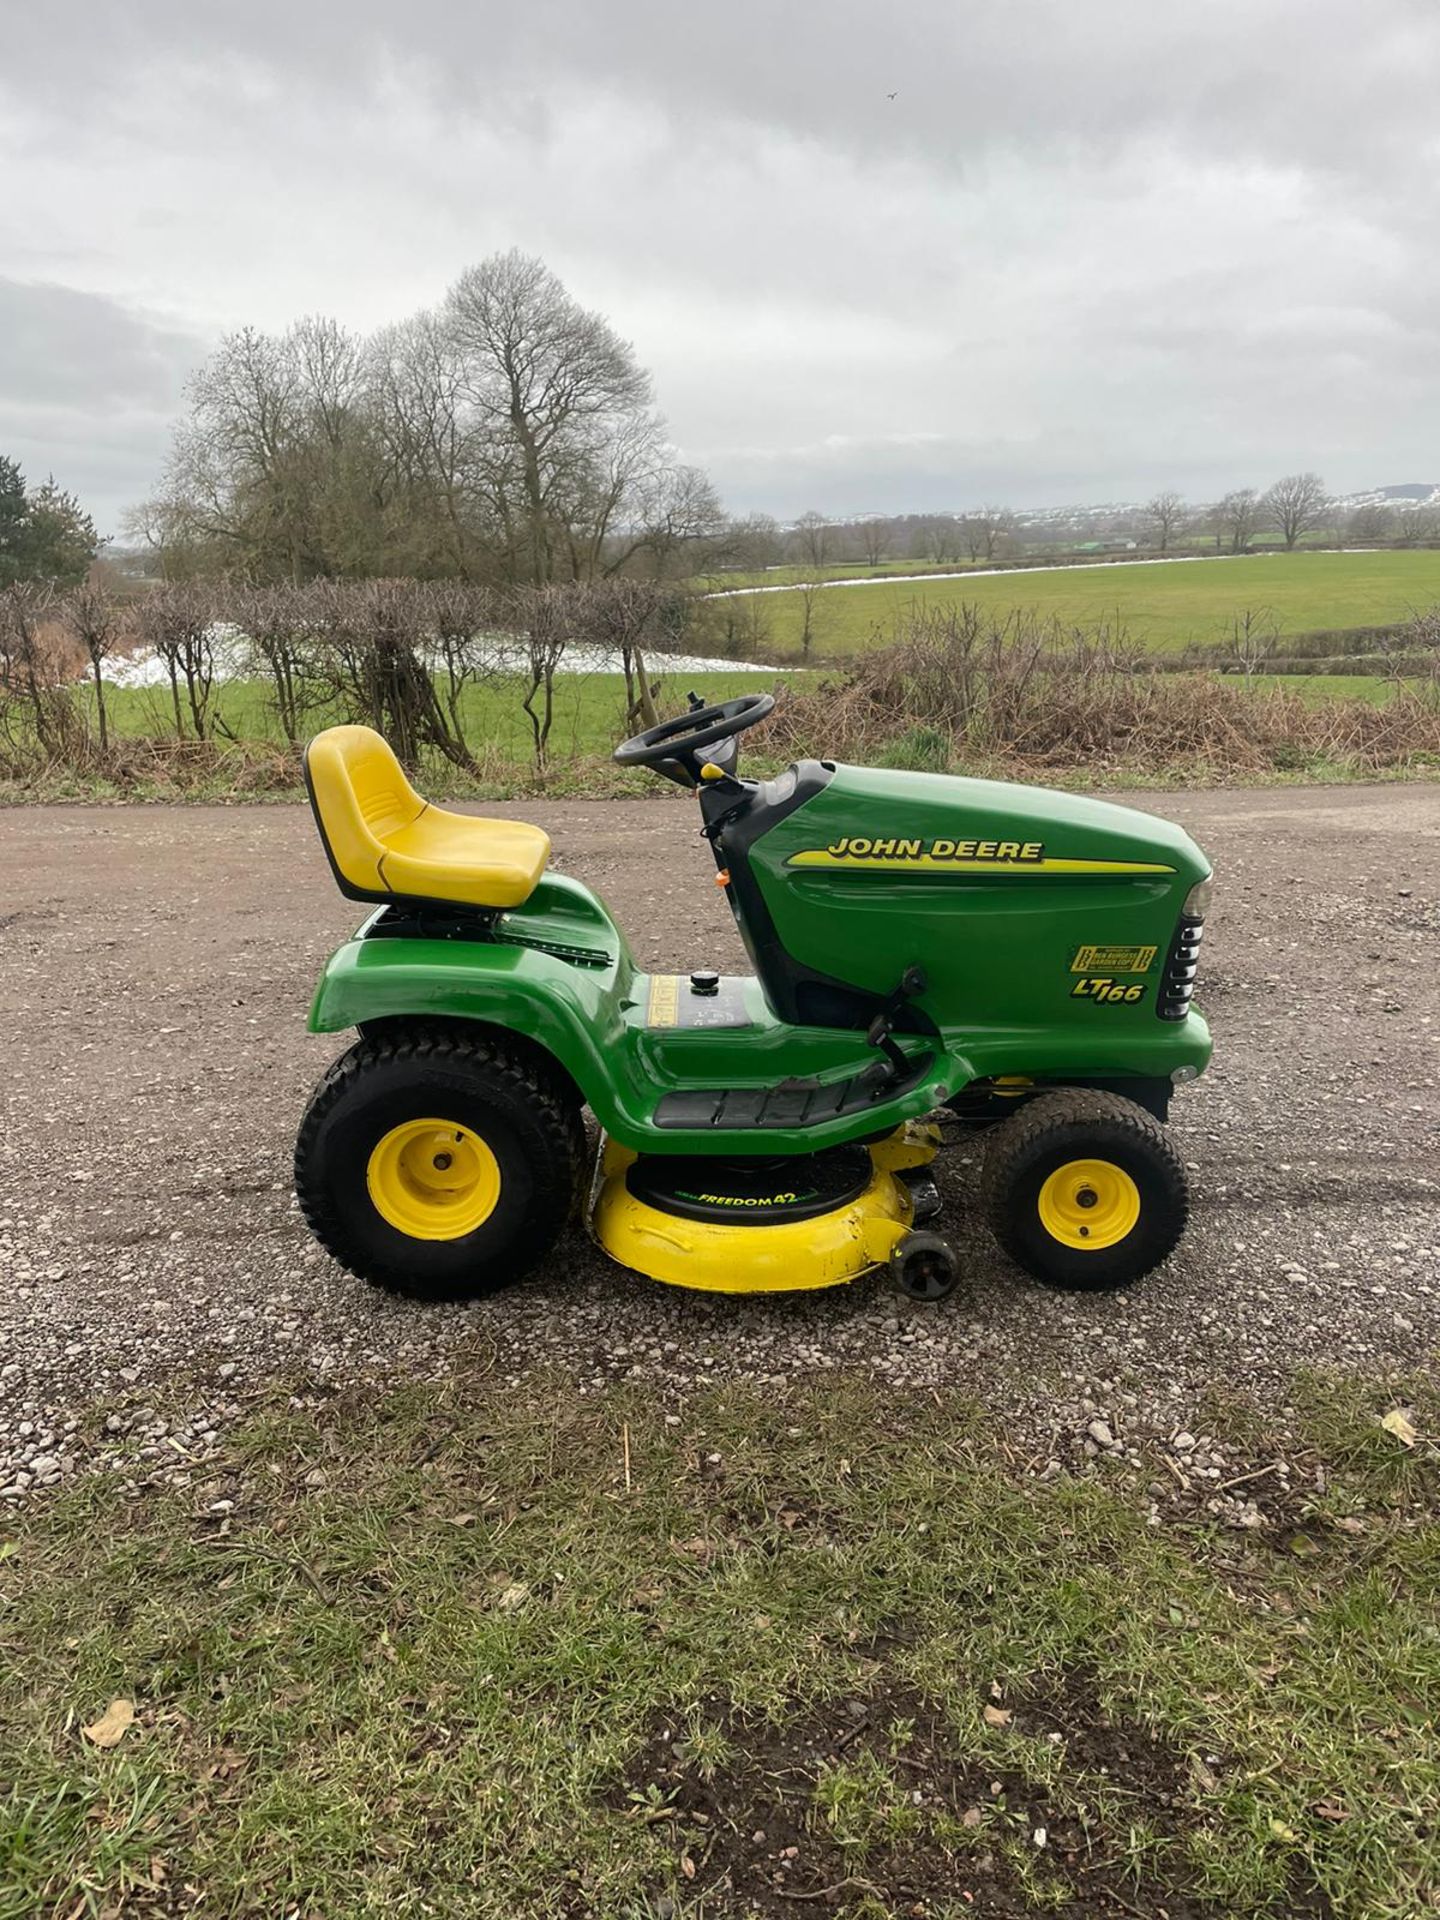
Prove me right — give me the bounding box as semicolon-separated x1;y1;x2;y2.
295;1028;585;1300
979;1089;1188;1290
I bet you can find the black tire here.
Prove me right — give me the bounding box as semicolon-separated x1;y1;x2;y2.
294;1026;586;1300
979;1089;1188;1290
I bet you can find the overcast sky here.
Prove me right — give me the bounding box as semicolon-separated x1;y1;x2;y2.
3;1;1438;534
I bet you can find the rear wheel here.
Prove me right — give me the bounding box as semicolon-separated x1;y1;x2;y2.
979;1089;1187;1290
295;1027;585;1300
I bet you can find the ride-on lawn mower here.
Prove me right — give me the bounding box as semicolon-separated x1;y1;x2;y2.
295;696;1211;1305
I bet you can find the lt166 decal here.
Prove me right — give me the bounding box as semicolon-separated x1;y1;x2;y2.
1071;976;1147;1006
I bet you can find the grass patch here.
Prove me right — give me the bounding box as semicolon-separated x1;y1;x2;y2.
2;1375;1436;1918
86;669;788;759
734;551;1440;658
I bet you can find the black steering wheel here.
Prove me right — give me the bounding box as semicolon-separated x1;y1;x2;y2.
613;692;776;775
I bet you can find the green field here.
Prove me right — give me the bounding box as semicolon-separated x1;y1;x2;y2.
93;669;787;763
699;557;987;592
726;551;1440;658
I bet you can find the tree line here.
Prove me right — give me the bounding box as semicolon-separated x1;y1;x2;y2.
128;251;774;588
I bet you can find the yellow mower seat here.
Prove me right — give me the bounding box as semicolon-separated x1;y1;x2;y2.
304;725;550;910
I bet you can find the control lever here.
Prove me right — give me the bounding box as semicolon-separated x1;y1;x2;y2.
867;966;928;1080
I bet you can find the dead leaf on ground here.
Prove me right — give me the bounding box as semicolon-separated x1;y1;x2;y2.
982;1705;1012;1729
496;1581;530;1611
961;1806;984;1829
1312;1799;1349;1823
680;1854;697;1880
672;1536;713;1564
1380;1408;1417;1449
82;1699;136;1748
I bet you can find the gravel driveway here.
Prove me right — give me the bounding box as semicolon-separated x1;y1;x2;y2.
2;785;1437;1497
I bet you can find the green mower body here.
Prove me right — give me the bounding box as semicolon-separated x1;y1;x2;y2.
308;759;1211;1158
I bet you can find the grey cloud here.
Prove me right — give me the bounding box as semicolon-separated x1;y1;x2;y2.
2;3;1438;522
0;281;209;531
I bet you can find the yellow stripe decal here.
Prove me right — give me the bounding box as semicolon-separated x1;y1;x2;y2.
785;852;1176;876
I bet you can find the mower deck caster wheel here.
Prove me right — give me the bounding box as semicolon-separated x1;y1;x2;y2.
889;1231;961;1304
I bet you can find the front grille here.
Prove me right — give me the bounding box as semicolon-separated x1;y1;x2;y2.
1157;915;1203;1020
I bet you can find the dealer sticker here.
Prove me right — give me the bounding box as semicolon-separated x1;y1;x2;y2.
1071;944;1157;975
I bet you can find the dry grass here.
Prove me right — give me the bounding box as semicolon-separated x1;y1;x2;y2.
766;607;1440;779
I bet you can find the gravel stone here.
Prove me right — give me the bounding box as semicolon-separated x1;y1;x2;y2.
1;790;1437;1503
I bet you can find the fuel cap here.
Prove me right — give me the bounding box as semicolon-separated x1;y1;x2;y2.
689;970;720;995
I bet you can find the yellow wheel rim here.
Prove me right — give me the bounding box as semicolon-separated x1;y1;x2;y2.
366;1118;501;1241
1037;1158;1139;1251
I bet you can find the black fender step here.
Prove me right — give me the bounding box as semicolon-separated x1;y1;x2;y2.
653;1051;935;1131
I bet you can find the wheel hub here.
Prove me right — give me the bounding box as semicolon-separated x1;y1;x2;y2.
1036;1158;1139;1250
366;1118;501;1240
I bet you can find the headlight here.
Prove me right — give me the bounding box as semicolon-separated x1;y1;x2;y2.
1184;876;1211;920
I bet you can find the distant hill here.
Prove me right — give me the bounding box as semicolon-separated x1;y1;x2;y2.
1338;482;1440;507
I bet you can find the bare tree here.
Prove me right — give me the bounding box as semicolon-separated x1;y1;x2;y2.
1345;502;1395;547
858;518;891;567
792;511;831;572
918;516;963;565
795;579;829;660
367;311;485;579
962;506;1015;564
1210;488;1259;553
1144;491;1187;554
1397;504;1440;547
444;251;654;586
1262;472;1329;550
725;513;783;574
59;583;121;751
608;463;727;580
1223;606;1280;684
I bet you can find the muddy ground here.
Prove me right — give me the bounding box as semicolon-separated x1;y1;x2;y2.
1;785;1436;1493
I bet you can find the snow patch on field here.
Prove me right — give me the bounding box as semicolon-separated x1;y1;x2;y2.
101;634;777;690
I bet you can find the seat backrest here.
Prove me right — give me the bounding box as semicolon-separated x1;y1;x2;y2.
305;725;426;900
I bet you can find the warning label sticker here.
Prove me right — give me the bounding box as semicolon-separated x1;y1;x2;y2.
1070;944;1157;975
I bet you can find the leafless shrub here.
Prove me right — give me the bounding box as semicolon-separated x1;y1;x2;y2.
0;584;88;768
308;580;474;768
233;583;327;744
124;583;217;739
509;585;572;767
765;604;1440;776
57;584;123;750
1222;607;1281;684
420;580;510;744
571;577;687;730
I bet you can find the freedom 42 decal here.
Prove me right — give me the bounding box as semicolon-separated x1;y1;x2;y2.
787;837;1176;876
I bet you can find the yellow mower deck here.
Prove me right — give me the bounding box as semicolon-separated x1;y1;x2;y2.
587;1124;939;1295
